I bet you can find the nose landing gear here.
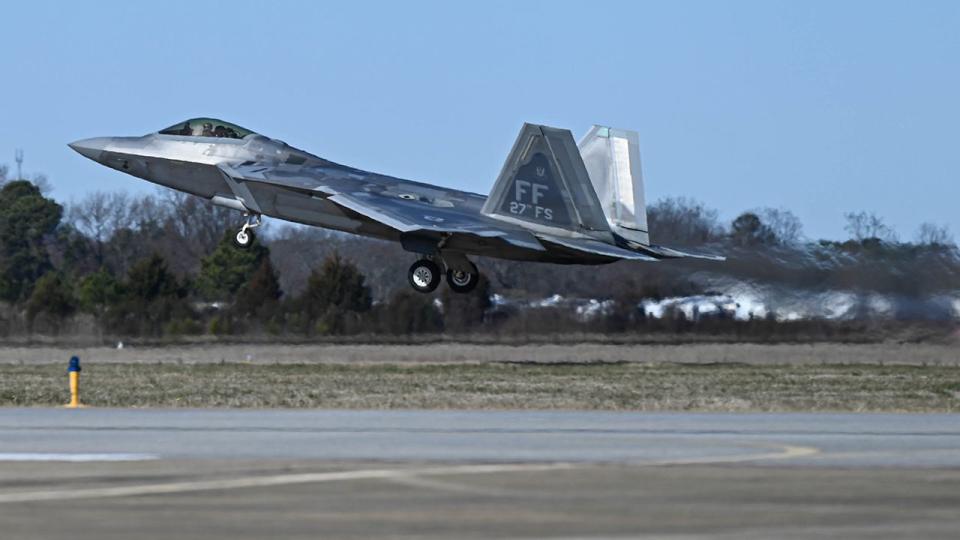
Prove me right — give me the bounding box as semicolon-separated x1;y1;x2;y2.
233;213;262;248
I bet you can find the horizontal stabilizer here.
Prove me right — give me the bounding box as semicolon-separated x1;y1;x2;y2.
633;243;726;261
537;234;658;261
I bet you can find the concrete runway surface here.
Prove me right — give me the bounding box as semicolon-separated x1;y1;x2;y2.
1;410;959;539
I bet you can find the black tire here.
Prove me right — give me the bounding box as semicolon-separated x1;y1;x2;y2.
446;264;479;293
408;260;441;293
233;229;254;249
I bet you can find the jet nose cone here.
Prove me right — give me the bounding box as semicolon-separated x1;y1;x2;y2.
68;137;111;162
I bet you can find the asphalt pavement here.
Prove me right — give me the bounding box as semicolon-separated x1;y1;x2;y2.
0;409;958;539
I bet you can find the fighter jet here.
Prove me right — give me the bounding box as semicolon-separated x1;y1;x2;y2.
69;119;722;293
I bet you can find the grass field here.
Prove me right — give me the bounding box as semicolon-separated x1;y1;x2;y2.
3;362;959;411
1;342;959;366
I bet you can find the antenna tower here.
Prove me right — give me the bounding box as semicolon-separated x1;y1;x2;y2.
14;149;24;180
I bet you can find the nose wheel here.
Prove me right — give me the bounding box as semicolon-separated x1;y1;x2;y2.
234;229;254;248
233;213;262;249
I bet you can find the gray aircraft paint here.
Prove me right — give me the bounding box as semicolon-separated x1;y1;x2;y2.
579;126;650;245
69;119;723;267
496;152;572;227
483;123;611;241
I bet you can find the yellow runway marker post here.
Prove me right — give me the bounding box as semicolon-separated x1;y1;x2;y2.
66;356;82;408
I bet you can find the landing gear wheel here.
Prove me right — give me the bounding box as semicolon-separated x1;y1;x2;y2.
234;229;254;248
408;260;441;293
446;263;479;293
233;213;262;249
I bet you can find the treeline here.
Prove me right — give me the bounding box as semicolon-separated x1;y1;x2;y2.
0;179;495;337
0;162;958;339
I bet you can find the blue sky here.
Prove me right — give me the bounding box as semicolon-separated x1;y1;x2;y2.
0;0;957;240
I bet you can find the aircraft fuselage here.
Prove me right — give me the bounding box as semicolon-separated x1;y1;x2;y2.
70;132;498;246
70;119;720;293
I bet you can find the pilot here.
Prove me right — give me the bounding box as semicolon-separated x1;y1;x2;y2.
201;122;214;137
178;122;193;136
213;125;228;138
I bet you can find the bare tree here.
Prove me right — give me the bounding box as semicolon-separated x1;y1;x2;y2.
69;191;133;262
128;193;168;229
915;222;954;246
843;211;898;242
79;193;164;276
730;212;776;246
159;190;239;256
30;174;53;194
647;197;724;246
758;207;803;245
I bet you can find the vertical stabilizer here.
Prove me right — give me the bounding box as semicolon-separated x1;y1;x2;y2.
578;126;649;245
483;123;611;239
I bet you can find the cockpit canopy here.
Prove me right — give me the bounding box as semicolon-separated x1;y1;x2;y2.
158;118;255;140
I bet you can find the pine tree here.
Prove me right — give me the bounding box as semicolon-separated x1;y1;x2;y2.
0;181;63;301
25;273;76;332
294;253;371;334
77;268;121;315
234;258;282;318
125;253;182;302
380;290;443;334
196;231;268;300
108;253;191;336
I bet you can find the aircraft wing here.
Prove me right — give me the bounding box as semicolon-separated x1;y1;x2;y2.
217;161;722;264
325;191;546;251
217;163;547;253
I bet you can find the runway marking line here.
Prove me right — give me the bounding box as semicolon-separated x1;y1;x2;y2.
0;453;158;462
0;463;571;504
636;443;820;466
0;443;818;504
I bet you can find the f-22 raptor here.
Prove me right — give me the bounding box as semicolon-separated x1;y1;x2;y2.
70;119;721;293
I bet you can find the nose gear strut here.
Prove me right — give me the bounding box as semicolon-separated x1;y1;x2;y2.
233;213;262;248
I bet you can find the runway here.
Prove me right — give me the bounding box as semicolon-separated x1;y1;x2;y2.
1;409;959;539
2;409;960;466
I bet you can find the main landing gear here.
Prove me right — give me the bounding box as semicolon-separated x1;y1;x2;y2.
408;258;480;294
446;264;480;293
408;260;442;293
233;213;262;248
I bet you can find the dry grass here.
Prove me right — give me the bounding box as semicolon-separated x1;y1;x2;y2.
2;363;959;412
1;342;959;366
